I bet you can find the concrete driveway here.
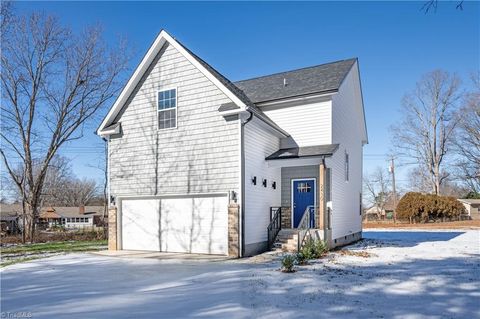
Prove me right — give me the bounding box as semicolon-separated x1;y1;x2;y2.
92;249;233;261
1;229;479;319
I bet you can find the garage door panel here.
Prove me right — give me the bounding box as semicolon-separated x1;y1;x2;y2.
121;195;228;255
122;199;160;251
161;196;228;255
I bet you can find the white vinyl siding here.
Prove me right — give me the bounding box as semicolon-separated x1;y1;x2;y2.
262;100;332;148
345;152;349;182
326;62;364;240
244;117;281;245
109;43;240;197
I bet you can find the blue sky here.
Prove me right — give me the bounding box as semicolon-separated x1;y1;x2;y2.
16;1;479;189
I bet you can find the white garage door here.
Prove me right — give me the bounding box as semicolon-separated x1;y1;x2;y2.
121;195;228;255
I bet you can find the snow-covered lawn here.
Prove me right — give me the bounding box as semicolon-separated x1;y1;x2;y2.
1;229;479;318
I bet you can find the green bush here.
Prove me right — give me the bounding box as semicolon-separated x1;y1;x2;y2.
281;254;296;272
295;252;308;265
299;239;317;260
396;192;466;223
313;240;329;257
299;238;329;260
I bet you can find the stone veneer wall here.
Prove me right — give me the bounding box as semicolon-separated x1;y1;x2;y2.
228;204;240;257
281;207;292;228
108;207;117;251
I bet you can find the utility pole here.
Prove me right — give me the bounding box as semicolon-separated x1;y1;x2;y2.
389;157;397;223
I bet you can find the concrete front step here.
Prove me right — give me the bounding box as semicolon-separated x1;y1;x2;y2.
273;229;300;252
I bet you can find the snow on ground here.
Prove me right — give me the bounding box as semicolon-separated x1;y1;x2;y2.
1;229;479;319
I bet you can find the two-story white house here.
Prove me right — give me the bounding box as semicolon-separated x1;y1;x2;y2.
97;30;368;257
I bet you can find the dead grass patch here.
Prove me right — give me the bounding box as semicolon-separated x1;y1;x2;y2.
337;250;376;258
363;219;480;229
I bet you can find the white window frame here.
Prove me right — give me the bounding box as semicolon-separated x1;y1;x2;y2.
156;87;178;130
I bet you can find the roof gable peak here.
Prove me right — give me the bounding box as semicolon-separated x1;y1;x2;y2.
97;30;249;136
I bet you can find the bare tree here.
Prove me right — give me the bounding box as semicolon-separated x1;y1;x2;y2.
407;166;432;193
455;73;480;193
9;155;99;207
0;11;128;241
63;178;98;206
422;0;465;13
86;140;108;224
391;70;462;195
39;155;72;204
364;167;391;219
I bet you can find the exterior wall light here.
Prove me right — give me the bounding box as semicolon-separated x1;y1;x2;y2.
262;179;267;187
251;176;257;185
230;190;237;203
272;181;276;189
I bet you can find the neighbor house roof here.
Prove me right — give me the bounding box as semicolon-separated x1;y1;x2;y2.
265;144;339;161
40;206;105;219
234;58;357;104
40;209;62;219
458;199;480;205
0;203;22;218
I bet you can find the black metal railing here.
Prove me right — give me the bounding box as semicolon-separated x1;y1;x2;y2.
267;207;282;249
297;205;316;251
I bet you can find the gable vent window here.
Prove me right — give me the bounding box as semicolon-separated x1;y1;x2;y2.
158;88;177;130
345;152;349;182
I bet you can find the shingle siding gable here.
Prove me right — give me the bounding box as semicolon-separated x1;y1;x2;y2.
109;43;240;197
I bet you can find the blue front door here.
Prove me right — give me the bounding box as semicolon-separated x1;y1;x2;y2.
292;179;315;228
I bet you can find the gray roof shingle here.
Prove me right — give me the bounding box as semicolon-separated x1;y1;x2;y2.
234;59;357;103
265;144;339;160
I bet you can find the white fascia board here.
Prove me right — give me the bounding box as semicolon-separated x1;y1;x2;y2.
97;30;247;135
218;109;250;117
266;157;325;168
351;60;368;145
98;123;121;137
255;91;336;108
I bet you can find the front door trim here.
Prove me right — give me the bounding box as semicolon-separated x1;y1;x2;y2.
291;178;317;228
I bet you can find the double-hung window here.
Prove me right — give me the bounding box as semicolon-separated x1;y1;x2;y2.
158;88;177;129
